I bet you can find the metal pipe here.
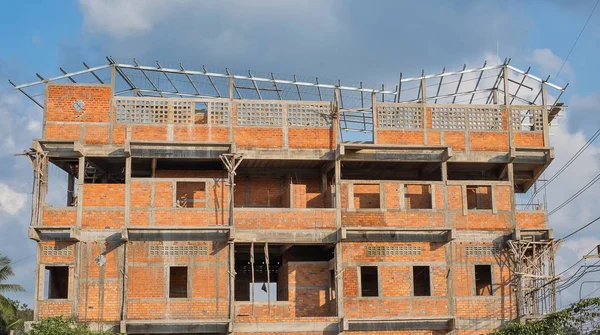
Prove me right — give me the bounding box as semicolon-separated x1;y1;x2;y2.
248;71;263;100
469;61;487;104
180;63;201;96
134;59;163;97
434;67;445;104
59;68;77;83
271;73;282;100
452;64;467;103
203;65;221;97
83;62;105;84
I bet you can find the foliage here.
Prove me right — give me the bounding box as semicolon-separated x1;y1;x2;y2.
1;300;33;334
489;297;600;335
28;317;109;335
0;253;25;335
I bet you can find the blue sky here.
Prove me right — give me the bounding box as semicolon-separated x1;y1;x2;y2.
1;0;600;310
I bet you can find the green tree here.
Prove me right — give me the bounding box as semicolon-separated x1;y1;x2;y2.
0;253;25;335
489;297;600;335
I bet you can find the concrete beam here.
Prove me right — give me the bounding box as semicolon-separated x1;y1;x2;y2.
128;141;231;159
233;229;337;244
513;228;553;241
234;321;339;333
127;226;232;242
237;148;335;161
125;320;230;334
29;226;81;242
343;317;455;331
341;227;454;243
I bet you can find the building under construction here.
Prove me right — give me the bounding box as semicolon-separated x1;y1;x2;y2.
13;58;567;334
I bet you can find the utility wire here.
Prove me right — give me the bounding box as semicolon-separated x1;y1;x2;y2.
554;0;600;80
10;253;36;265
527;0;600;204
557;216;600;241
527;128;600;206
548;174;600;216
556;245;599;278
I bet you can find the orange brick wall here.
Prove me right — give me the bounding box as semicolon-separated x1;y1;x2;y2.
129;179;229;227
234;209;336;229
514;132;544;147
469;133;509;151
235;177;283;207
444;131;466;151
83;184;125;207
126;241;229;320
377;130;425;145
42;207;77;226
46;84;112;123
234;127;284;148
288;128;335;149
82;210;124;229
352;184;380;209
39;301;73;319
516;211;547;228
343;211;444;228
343;242;449;318
405;184;432;209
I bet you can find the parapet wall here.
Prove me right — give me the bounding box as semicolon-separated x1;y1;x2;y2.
43;84;335;150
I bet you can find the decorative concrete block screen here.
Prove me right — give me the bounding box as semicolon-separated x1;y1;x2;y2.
207;101;230;125
377;103;423;129
236;102;284;126
115;97;231;125
115;98;195;124
467;107;503;131
510;106;544;132
287;102;331;127
366;245;422;256
149;245;208;256
464;245;500;256
42;245;73;256
430;105;503;131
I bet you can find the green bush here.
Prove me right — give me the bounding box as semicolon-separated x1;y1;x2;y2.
28;317;108;335
489;297;600;335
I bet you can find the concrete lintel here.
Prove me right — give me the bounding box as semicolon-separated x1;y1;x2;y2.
35;139;82;158
341;227;453;243
448;152;510;163
29;226;81;242
125;320;230;334
452;230;513;242
342;143;449;152
513;228;553;241
233;229;337;244
340;144;451;162
127;226;231;242
234;321;339;333
343;317;455;331
236;148;335;161
128;141;231;159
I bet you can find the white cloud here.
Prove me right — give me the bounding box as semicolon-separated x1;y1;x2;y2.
79;0;342;39
0;183;27;216
26;120;41;132
564;237;600;259
0;89;41;155
78;0;177;37
529;48;574;83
